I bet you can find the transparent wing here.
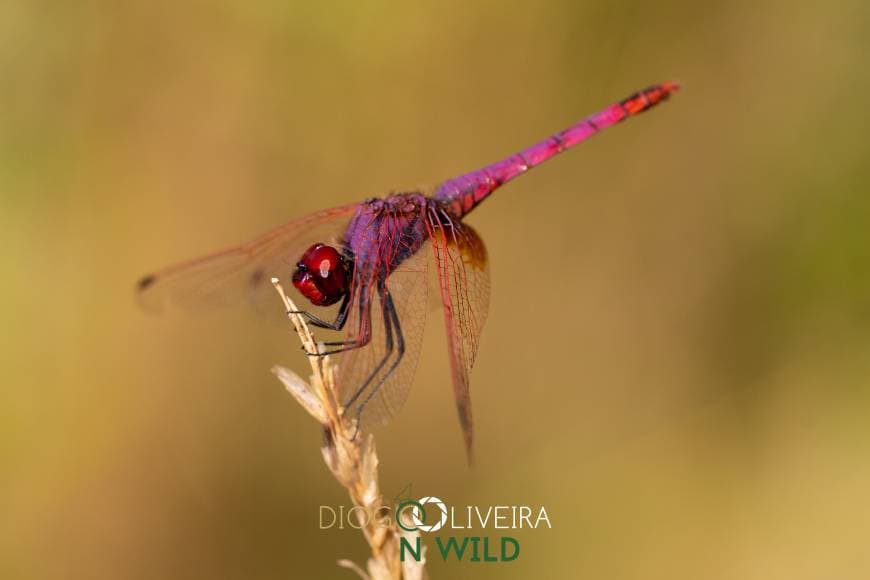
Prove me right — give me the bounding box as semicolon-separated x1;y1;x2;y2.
137;203;359;313
425;209;490;462
337;247;429;429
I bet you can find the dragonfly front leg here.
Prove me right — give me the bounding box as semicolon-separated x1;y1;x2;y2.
305;290;372;357
288;292;351;331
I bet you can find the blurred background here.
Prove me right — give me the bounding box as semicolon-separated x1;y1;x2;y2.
3;0;870;578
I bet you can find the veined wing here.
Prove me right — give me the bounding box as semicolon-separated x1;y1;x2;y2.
337;248;429;429
425;206;490;463
137;203;359;313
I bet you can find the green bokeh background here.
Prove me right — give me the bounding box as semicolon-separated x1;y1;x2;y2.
3;1;870;578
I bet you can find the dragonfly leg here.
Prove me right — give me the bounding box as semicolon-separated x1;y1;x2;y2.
288;292;351;331
351;286;405;434
305;332;372;356
306;290;372;357
343;280;395;411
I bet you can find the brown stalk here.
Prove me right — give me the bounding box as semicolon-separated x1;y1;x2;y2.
270;279;427;580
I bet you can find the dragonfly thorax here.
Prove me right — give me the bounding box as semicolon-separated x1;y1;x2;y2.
292;243;352;306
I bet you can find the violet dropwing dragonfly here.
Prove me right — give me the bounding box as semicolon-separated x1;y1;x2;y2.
138;82;679;460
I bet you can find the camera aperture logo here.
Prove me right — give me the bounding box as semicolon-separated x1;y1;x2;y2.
320;495;552;564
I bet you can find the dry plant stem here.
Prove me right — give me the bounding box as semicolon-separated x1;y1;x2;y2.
270;279;426;580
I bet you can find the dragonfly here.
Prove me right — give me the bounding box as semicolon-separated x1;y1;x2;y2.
138;82;679;461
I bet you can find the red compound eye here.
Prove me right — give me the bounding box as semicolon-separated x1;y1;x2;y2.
291;243;350;306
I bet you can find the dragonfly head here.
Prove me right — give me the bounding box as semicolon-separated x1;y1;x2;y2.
292;243;352;306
